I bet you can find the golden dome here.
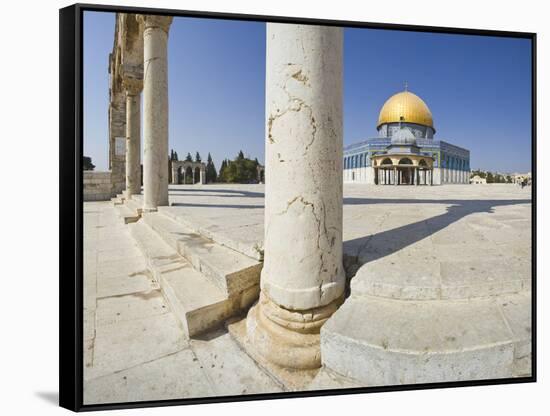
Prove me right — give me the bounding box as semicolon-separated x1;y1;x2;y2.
377;91;434;129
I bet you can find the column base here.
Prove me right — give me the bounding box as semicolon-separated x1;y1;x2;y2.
246;293;343;370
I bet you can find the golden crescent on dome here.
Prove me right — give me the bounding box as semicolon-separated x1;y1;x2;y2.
377;91;434;129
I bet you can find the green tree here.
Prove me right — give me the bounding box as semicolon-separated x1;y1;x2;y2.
195;152;202;163
185;152;193;162
218;159;227;182
83;156;95;171
218;152;259;183
470;169;488;179
206;153;217;183
486;172;494;183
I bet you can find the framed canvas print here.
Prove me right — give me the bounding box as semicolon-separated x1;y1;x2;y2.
59;3;536;411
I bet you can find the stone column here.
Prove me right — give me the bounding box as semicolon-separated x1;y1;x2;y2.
123;79;143;198
139;15;173;211
200;168;205;184
246;24;344;370
171;166;178;184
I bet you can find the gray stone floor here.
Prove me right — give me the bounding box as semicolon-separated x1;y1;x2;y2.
83;183;532;403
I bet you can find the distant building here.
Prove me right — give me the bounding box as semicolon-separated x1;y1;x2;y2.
470;175;487;184
511;172;532;185
344;88;470;185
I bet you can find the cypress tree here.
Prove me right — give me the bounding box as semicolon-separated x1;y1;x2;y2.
206;152;217;183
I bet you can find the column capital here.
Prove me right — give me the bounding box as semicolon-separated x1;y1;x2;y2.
137;15;173;33
122;76;143;96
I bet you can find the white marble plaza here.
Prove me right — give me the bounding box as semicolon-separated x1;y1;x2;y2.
83;183;531;402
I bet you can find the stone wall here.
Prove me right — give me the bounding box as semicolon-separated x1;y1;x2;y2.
83;171;112;201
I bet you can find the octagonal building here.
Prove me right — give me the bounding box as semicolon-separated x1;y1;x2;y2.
344;89;470;184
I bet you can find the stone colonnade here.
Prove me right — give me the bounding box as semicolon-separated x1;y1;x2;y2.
171;161;206;184
374;166;433;185
109;14;173;211
246;24;345;369
441;168;470;184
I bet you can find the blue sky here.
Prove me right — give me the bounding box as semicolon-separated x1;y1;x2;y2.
84;11;532;173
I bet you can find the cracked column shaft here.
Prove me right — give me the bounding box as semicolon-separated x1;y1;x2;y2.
246;23;345;370
140;15;172;211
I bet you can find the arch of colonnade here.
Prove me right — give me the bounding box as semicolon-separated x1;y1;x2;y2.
371;154;434;185
171;160;206;184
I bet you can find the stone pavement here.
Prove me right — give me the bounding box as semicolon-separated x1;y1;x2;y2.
83;183;532;402
83;202;282;405
158;183;532;385
159;183;531;279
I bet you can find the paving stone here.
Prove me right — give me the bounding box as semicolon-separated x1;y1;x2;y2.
86;313;188;381
83;309;96;341
500;292;532;359
190;329;283;396
96;270;156;298
96;256;148;280
95;290;169;327
97;246;142;263
306;367;362;390
84;348;215;405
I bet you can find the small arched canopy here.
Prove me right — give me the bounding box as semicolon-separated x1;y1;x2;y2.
381;158;393;166
398;158;413;165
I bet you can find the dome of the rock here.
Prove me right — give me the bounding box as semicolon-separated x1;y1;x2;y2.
377;91;434;129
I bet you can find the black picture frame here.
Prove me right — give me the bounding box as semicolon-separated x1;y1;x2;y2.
59;3;537;412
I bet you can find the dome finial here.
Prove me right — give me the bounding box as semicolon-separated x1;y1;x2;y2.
404;80;408;91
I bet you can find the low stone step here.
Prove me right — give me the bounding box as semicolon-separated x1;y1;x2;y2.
111;193;125;205
320;292;530;385
159;207;264;261
125;197;142;215
114;204;140;224
129;221;253;337
142;211;262;297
